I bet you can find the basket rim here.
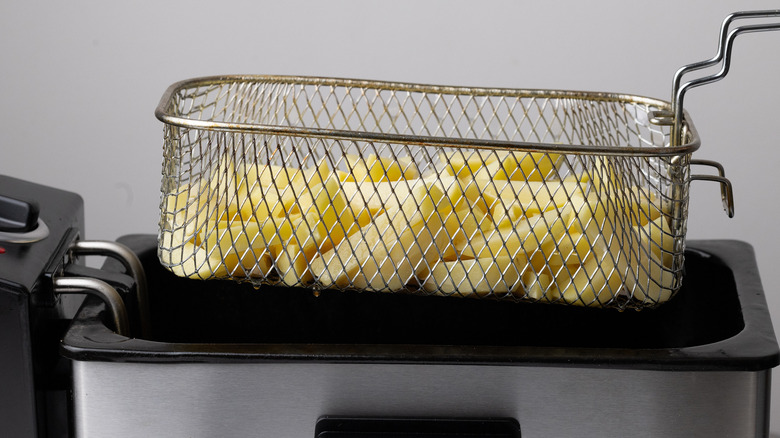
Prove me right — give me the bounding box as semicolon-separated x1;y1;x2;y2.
154;74;701;157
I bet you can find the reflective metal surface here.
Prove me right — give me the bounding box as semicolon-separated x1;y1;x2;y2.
73;361;770;438
54;277;129;337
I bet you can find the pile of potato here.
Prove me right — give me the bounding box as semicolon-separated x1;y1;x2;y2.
159;148;676;307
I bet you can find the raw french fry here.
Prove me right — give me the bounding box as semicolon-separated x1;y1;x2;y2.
467;177;590;218
462;209;569;261
311;209;448;291
522;270;557;302
312;179;457;291
343;153;420;183
159;227;273;280
620;215;676;303
553;235;627;307
440;149;500;179
440;206;491;261
638;215;675;268
626;186;664;227
441;150;560;182
273;242;313;285
286;172;358;256
493;151;561;182
422;257;526;297
543;231;591;269
625;251;676;304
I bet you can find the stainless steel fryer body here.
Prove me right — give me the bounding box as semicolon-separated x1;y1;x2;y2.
72;360;771;438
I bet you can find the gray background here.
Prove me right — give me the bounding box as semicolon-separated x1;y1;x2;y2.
3;0;780;433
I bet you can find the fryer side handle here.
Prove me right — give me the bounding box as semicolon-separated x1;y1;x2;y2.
68;240;151;338
53;277;130;337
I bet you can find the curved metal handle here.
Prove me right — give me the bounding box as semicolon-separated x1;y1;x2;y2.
69;240;151;338
54;277;130;337
690;159;735;218
668;10;780;145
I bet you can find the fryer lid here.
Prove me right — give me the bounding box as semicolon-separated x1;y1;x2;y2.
61;235;779;371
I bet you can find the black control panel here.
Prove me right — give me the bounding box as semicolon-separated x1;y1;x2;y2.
0;175;85;438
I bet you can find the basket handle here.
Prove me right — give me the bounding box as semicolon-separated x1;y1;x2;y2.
690;159;735;218
649;10;780;218
666;10;780;145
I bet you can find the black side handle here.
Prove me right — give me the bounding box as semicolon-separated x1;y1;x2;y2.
315;417;521;438
0;193;39;233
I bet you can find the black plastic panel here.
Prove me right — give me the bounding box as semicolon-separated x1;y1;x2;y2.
61;235;780;371
314;417;521;438
0;175;84;438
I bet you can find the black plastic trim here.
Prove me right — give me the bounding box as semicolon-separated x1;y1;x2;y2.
314;417;522;438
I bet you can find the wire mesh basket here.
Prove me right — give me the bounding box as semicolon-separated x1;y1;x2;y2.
155;11;777;310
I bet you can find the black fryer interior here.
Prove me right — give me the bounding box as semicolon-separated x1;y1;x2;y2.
117;236;744;349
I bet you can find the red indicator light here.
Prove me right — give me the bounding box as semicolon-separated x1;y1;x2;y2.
0;247;5;254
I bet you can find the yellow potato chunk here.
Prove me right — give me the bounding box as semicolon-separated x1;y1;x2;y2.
440;150;500;179
441;150;560;182
638;216;675;267
463;209;568;261
311;209;448;291
273;243;313;286
343;154;420;183
159;225;273;280
522;270;558;302
286;172;359;256
493;151;561;182
422;257;525;297
553;235;627;307
625;251;676;304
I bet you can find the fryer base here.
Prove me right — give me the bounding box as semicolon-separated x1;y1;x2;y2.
64;238;779;437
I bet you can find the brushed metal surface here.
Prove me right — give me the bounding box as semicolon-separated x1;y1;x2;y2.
72;361;771;438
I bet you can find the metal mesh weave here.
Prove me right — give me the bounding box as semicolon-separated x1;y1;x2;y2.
156;76;694;310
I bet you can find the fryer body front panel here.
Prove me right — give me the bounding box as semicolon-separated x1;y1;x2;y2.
72;361;770;438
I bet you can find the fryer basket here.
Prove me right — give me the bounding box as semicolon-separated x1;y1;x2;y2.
154;11;777;310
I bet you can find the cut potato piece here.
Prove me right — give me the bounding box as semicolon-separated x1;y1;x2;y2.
204;218;292;254
626;186;664;226
440;206;491;260
200;219;280;278
625;252;676;304
162;239;218;279
554;230;628;307
522;270;558;302
273;243;314;285
463;209;569;261
161;181;208;246
286;171;362;256
469;178;590;218
441;150;560;182
543;231;591;268
160;228;273;280
312;207;448;291
493;151;561;182
440;150;500;179
637;215;675;267
422;257;525;297
344;153;419;183
339;176;466;217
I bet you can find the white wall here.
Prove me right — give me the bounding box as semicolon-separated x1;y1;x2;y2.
3;0;780;432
